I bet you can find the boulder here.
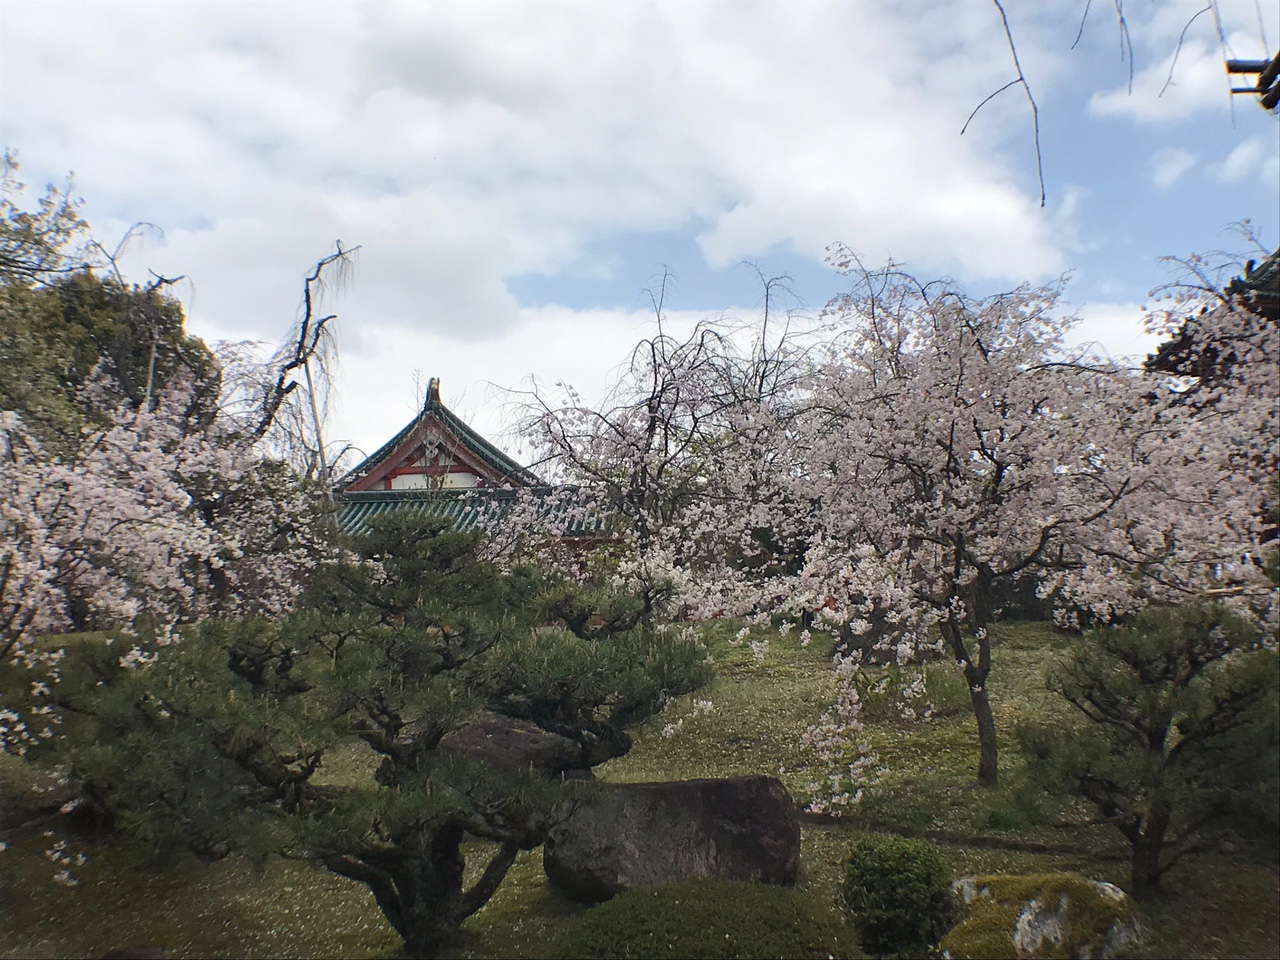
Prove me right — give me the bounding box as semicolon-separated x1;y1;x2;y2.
437;714;586;777
942;873;1142;960
543;775;801;903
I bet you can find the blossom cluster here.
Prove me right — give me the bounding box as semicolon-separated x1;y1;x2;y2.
506;265;1277;803
1;371;328;756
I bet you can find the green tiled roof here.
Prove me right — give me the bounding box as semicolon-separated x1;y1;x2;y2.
1227;248;1280;317
337;487;614;538
338;378;540;490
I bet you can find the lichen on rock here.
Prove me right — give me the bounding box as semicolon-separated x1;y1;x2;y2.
941;873;1141;960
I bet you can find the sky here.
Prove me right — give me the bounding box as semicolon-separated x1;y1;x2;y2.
1;0;1277;468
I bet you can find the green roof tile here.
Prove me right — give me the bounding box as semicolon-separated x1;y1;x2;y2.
337;487;615;538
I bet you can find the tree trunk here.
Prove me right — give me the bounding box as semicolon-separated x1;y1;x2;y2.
396;838;467;959
1130;801;1172;896
325;826;525;959
966;669;999;787
302;356;336;529
324;825;466;959
941;616;998;786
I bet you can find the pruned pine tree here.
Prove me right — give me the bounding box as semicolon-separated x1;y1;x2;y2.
28;512;712;957
1020;603;1279;895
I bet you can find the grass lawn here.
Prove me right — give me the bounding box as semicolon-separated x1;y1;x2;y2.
2;621;1276;958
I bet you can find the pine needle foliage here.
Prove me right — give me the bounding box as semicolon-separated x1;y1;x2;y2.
1019;603;1278;895
27;512;713;957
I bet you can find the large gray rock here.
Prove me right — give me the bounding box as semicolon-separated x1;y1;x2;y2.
543;775;801;902
437;714;586;777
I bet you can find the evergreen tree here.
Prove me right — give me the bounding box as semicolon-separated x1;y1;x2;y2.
1019;604;1278;895
1;154;218;448
25;512;713;957
0;272;219;448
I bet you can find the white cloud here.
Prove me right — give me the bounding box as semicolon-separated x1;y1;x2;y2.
328;305;723;466
1;0;1069;348
1065;301;1160;365
332;296;1169;477
1086;0;1279;125
1089;40;1232;122
1210;136;1280;185
1150;148;1198;189
4;0;1270;453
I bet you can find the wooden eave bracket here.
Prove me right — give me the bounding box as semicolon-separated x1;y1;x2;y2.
1226;52;1280;111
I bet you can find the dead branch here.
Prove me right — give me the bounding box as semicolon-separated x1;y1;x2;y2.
245;241;359;446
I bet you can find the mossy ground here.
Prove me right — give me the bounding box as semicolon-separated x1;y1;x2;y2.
2;621;1277;959
0;817;400;959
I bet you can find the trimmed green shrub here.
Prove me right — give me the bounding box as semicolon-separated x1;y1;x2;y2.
548;879;860;959
842;832;959;956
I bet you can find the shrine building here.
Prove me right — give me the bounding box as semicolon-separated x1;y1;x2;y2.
335;378;603;539
341;377;537;494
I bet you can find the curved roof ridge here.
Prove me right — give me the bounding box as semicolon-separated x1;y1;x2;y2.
338;377;540;490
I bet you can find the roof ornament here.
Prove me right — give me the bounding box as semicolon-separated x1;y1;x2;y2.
427;377;442;408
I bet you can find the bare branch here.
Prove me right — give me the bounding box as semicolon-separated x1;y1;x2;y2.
1112;0;1135;94
1160;5;1212;98
641;264;677;328
245;241;359;446
86;221;166;286
1071;0;1095;50
960;79;1022;136
970;1;1046;208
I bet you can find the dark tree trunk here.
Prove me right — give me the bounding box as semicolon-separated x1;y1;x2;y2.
323;824;465;958
397;827;468;959
324;824;523;959
941;616;998;786
1130;801;1173;896
967;669;999;787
